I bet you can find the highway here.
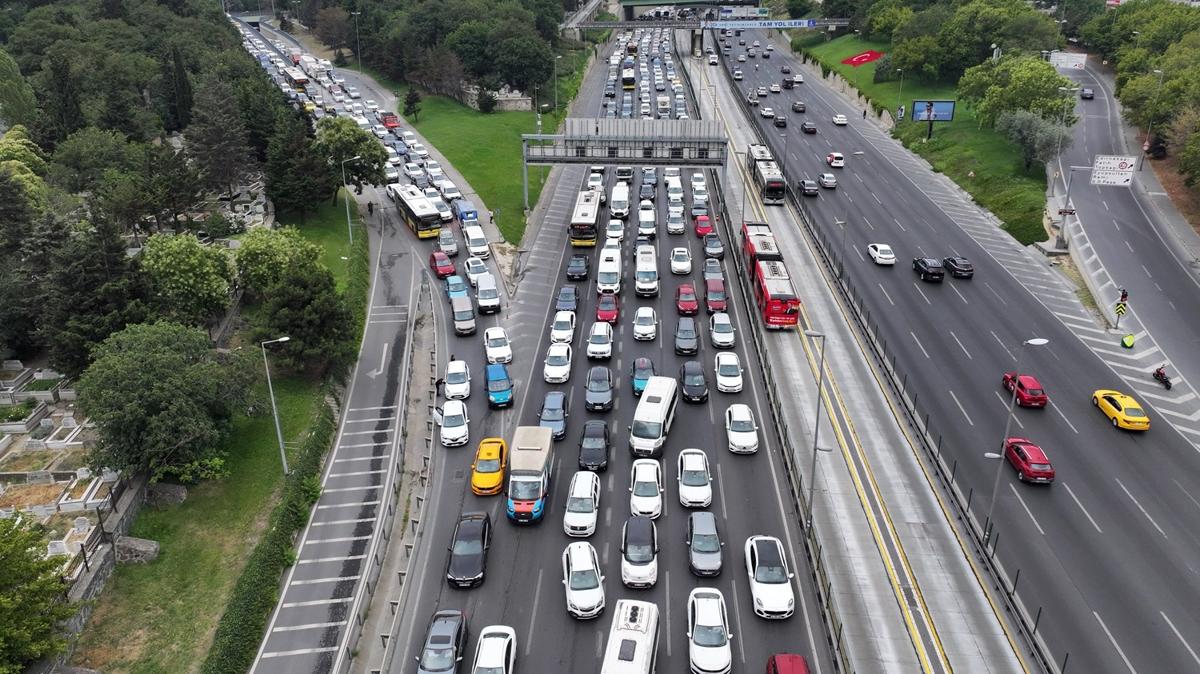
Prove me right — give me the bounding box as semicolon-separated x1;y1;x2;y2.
386;29;835;674
718;29;1200;674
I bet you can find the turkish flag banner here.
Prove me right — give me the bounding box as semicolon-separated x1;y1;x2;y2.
841;51;884;67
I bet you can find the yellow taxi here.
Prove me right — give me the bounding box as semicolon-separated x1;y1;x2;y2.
470;437;508;495
1092;389;1149;431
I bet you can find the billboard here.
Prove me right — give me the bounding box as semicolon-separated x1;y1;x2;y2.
911;100;956;122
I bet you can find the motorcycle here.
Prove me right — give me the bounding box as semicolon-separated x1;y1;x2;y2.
1153;367;1173;390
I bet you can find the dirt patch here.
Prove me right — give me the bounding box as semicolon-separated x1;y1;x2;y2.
282;24;335;61
0;481;65;508
1149;155;1200;232
1054;255;1101;317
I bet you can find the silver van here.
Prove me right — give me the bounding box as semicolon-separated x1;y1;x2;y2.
476;273;501;314
450;295;476;335
635;248;659;297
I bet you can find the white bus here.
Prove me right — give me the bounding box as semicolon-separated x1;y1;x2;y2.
747;144;786;204
570;189;601;246
601;600;660;674
629;376;678;458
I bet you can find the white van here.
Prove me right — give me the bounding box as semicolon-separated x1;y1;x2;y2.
463;225;490;259
475;273;501;314
665;177;684;203
637;204;656;238
634;247;659;297
596;251;622;294
629;376;678;457
450;295;476;336
610;181;631;219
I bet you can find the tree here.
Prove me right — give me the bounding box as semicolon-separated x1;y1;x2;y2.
0;125;48;176
866;0;913;41
959;56;1076;127
315;7;351;50
0;211;67;354
0;166;36;257
1059;0;1105;37
265;111;337;217
77;321;255;481
478;89;497;113
995;109;1073;170
1178;129;1200;186
140;233;232;326
313;116;387;195
160;45;194;132
140;142;203;231
786;0;814;19
94;168;151;231
1166;104;1200;158
36;47;83;144
0;47;37;129
0;517;76;672
445;21;495;78
890;35;940;81
404;88;423;121
49;127;134;193
186;75;252;198
495;36;553;94
234;226;322;296
258;262;352;372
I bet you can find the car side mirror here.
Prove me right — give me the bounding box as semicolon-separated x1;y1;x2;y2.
788;572;795;579
628;487;633;492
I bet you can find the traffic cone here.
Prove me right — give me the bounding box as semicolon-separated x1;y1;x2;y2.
1121;334;1135;349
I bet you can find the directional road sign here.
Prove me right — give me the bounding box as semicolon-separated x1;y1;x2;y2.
1115;302;1128;316
1091;155;1137;186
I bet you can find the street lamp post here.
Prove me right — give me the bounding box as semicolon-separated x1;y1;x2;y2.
804;329;828;530
554;55;562;113
261;336;292;475
351;10;362;72
1142;68;1165;170
340;155;361;245
896;68;904;121
984;337;1048;542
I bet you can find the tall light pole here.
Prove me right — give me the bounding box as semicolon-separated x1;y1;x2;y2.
351;10;362;72
984;337;1048;542
1142;68;1165;170
554;55;562;113
341;155;361;245
895;68;904;121
261;336;292;475
736;151;748;225
804;329;829;530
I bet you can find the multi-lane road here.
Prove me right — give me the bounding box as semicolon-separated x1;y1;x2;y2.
387;27;836;674
717;29;1200;674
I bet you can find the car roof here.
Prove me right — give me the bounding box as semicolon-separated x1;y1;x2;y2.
683;360;703;373
716;352;738;364
691;589;723;620
447;359;467;372
589;365;609;379
566;541;596;566
444;399;467;413
1010;439;1049;461
485;363;508;377
583;419;607;434
485;326;506;337
476;441;502;459
625;515;654;541
679;316;696;327
571;470;599;493
691;510;718;533
753;536;784;563
548;342;570;353
1017;374;1041;387
545;390;566;405
728;402;751;417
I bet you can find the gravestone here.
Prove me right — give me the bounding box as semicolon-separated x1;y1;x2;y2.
116;536;160;564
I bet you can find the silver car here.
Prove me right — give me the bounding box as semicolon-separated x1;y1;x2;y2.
687;511;723;576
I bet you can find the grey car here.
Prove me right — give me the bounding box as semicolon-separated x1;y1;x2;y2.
539;390;569;440
674;317;699;355
415;609;467;673
437;229;459;257
702;258;724;282
703;233;725;259
584;366;614;412
687;511;723;576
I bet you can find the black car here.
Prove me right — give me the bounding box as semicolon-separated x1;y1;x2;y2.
674;317;699;355
781;65;791;74
415;609;467;674
800;179;819;196
942;256;974;279
912;257;946;282
1080;87;1094;100
605;85;616;98
703;233;725;259
539;390;569;440
792;101;806;113
566;254;589;281
555;285;578;312
584;365;614;412
773;115;787;128
800;121;817;134
446;512;490;588
639;182;656;201
679;360;709;403
621;516;658;589
578;419;611;471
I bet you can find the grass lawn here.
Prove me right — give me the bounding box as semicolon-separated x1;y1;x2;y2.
70;377;321;674
276;191;361;292
803;36;1047;245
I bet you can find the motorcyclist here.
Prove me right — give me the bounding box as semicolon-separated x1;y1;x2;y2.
1154;365;1167;380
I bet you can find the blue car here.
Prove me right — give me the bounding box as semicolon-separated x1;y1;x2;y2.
486;364;513;408
444;275;469;302
630;357;656;396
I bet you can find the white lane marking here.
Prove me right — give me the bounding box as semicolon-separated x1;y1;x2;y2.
728;579;748;664
871;191;882;204
983;281;1008;306
913;283;932;306
990;331;1015;361
879;284;896;306
716;462;730;521
1115;477;1167;538
1142;264;1152;278
949;283;969;305
1173;478;1200;513
1007;483;1045;535
1125;240;1134;253
525;567;544;657
992;391;1023;429
948;390;975;426
1162;611;1200;668
853;247;866;263
910;331;931;359
596;630;603;658
1103;200;1109;211
893;217;908;232
949;330;972;359
1062;483;1103;534
1049;401;1080;434
1094;611;1139;674
1113;218;1121;231
862;216;875;230
664;570;672;657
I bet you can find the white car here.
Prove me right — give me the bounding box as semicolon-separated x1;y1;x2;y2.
586;322;613;359
769;83;781;94
384;165;400;182
759;106;775;118
725;404;760;454
470;625;516;674
463;256;488;286
411;142;430;159
438;399;470;447
444;360;470;400
425;159;443;174
690;173;706;191
563;471;600;537
633;307;658;341
867;243;896;265
629;459;663;519
543;343;573;384
424;190;453;221
606;219;624;241
483;326;513;364
372;125;389;139
670;247;693;275
437;180;462;201
710;313;736;349
687;588;733;674
550;311;576;344
692;185;709;206
667;211;685;234
832;114;848;125
365;99;379;112
733;69;743;80
677;448;713;508
715;352;744;393
826;152;845;168
819;173;838;189
587;172;605;200
744;535;795;619
620;516;659;588
562;542;606;619
403;162;424;181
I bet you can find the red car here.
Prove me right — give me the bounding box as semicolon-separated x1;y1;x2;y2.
705;278;727;313
1004;437;1055;484
429;251;455;278
694;214;713;237
676;283;699;315
596;292;620;323
1002;372;1048;407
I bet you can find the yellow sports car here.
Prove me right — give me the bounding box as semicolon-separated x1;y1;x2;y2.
1092;389;1149;431
470;438;508;495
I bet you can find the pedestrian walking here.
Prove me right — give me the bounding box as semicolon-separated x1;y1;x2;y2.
367;201;374;216
862;109;867;119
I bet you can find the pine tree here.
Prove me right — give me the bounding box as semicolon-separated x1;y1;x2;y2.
0;165;36;256
265;111;336;218
185;75;252;198
161;45;194;132
39;49;84;144
404;88;422;122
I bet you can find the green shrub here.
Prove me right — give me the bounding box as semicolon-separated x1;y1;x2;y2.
0;401;34;422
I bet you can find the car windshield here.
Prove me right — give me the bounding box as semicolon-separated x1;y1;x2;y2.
542;405;564;422
581;434;605;450
693;623;728;648
569;567;599;591
680;290;695;301
598;271;618;284
755;559;788;584
475;458;500;473
1027;388;1044;396
684;371;704;386
487;377;510;392
678;326;696;339
681;467;708;487
633;478;659;497
636;313;654;325
547;352;569;366
419;647;455;671
590;332;608;344
487;336;507;348
626;539;654;563
1030;463;1052;471
729;416;754;433
452;536;482;556
710;290;726;302
443;411;465;427
718;362;739;376
446;370;467;384
509;478;540;500
714;321;732;333
453;309;472;321
588;375;608;392
693;532;721;553
637;270;656;281
553;319;571;332
567;496;594;513
474;667;504;674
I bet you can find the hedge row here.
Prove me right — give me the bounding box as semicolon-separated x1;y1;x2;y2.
199;396;338;674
